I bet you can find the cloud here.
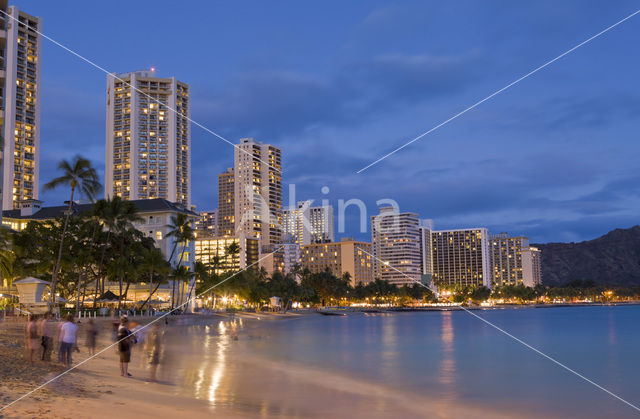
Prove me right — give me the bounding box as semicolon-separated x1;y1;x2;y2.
191;51;480;141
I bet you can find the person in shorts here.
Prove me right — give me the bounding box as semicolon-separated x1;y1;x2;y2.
117;316;136;377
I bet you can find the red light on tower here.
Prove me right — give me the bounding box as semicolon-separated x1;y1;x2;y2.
150;67;156;73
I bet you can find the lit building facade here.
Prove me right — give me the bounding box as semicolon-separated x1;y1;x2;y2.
432;228;491;288
282;242;301;275
195;209;217;237
217;167;234;236
106;70;191;206
195;234;258;275
301;238;373;286
371;207;423;285
489;233;542;288
2;6;41;210
529;246;542;286
2;198;197;270
233;138;282;248
283;201;334;245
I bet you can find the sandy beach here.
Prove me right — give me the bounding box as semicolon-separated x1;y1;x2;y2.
0;312;561;419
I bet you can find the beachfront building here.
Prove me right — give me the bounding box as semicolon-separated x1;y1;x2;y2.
283;201;334;245
419;220;434;285
217;167;234;237
2;5;42;211
2;198;197;270
301;238;373;286
195;209;218;237
431;228;491;288
489;233;543;288
194;234;259;275
529;246;542;286
282;242;301;276
105;69;191;206
233;138;282;248
371;207;424;286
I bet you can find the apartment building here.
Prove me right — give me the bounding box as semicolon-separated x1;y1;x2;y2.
301;238;373;286
431;228;491;288
106;70;190;206
217;167;234;237
283;200;334;245
233;138;282;247
371;207;424;285
2;5;42;210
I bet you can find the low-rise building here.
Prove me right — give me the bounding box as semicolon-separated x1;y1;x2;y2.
301;238;373;286
194;234;259;274
2;198;197;271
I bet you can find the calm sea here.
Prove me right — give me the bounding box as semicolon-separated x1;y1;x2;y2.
160;306;640;418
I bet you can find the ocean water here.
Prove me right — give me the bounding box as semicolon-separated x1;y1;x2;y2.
157;306;640;418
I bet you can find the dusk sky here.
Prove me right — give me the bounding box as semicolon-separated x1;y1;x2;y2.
19;0;640;243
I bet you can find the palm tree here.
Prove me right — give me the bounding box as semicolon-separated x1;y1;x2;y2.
166;213;195;267
138;246;169;311
43;156;101;309
165;213;195;308
0;227;15;288
170;265;194;311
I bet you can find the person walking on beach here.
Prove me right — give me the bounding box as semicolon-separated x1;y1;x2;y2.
25;315;39;364
58;314;78;367
145;323;163;382
117;316;136;377
86;319;98;356
38;313;54;361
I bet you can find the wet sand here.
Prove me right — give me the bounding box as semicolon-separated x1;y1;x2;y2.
0;312;542;418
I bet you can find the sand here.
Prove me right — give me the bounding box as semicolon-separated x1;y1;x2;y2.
0;312;544;419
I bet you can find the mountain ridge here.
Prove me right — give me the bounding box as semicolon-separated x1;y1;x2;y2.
533;225;640;286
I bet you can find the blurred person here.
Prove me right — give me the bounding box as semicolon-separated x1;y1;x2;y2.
38;313;55;361
145;323;163;381
117;316;136;377
59;314;78;367
25;315;39;364
86;319;98;356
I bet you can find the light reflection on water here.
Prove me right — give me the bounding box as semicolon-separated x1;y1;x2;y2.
144;307;640;418
438;311;456;399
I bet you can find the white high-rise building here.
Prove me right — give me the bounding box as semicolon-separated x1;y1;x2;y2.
2;6;41;210
431;228;491;288
106;70;190;206
233;138;282;248
283;200;334;245
371;206;424;285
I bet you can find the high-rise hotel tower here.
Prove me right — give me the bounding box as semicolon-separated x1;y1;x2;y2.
2;5;42;210
233;138;282;248
106;70;190;206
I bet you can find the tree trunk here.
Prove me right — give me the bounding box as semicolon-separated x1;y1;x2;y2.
140;282;161;311
75;270;82;315
168;239;181;309
117;235;125;311
50;187;75;311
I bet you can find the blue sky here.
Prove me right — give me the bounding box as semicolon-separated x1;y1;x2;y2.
18;0;640;243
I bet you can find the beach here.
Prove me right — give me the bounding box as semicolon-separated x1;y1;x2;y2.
1;307;639;418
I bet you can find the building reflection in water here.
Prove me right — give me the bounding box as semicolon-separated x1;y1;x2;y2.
438;311;457;400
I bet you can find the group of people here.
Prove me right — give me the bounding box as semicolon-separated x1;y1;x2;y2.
24;313;164;381
25;313;97;367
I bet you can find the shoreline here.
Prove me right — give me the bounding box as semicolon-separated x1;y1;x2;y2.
0;306;634;418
